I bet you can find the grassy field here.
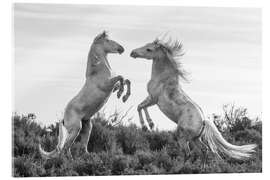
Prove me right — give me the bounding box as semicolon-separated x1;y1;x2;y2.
12;104;262;177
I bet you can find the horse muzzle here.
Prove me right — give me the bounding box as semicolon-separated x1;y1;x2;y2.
130;51;139;58
117;46;124;54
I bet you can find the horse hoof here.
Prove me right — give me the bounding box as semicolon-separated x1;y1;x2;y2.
117;91;123;98
122;95;128;102
149;121;154;130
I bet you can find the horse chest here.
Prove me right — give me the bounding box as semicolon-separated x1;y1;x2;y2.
147;80;162;98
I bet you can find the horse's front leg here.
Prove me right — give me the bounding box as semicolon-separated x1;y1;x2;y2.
122;79;131;102
143;107;155;130
113;79;131;102
103;75;124;98
137;96;156;131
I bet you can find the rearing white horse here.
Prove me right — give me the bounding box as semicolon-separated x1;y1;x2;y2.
130;38;256;167
39;31;131;159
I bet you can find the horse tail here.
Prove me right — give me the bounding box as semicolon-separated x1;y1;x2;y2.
39;121;68;159
201;119;257;160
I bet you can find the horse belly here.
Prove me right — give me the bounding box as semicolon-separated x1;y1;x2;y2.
79;87;111;119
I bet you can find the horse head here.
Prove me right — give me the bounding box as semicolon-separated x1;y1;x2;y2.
93;31;124;54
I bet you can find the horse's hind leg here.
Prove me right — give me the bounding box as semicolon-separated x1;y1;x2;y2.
80;118;93;154
176;129;191;163
62;120;82;159
179;139;191;163
190;138;208;169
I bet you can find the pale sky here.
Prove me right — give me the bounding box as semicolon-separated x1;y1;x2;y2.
14;4;261;130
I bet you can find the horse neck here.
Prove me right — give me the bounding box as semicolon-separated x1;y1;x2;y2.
151;56;178;81
85;45;112;78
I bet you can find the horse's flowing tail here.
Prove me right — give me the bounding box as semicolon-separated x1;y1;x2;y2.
201;119;257;160
39;121;68;159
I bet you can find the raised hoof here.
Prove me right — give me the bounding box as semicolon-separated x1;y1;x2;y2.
117;90;123;98
148;121;154;130
122;95;129;102
142;126;149;132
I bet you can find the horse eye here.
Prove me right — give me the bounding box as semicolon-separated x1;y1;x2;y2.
146;48;152;52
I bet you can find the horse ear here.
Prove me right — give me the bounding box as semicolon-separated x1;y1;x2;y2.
101;30;108;39
153;39;159;44
94;31;107;42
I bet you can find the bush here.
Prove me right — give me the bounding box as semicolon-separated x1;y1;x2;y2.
144;131;172;151
135;150;155;167
234;129;262;148
154;148;173;172
111;154;132;175
87;118;116;153
12;107;262;176
13;156;34;177
115;124;149;154
73;153;108;175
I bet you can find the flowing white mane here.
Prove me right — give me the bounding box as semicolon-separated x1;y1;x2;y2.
154;38;189;82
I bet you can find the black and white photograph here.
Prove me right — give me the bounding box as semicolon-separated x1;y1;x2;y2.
12;1;262;177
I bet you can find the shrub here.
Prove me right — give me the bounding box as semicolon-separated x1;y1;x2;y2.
72;153;108;175
164;141;182;159
144;131;172;151
234;129;262;148
143;164;163;174
135;150;155;167
115;124;149;154
111;154;131;175
12;108;262;176
13;156;34;177
154;148;173;172
87;119;116;153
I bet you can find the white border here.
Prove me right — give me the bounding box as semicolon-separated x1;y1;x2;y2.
9;0;266;7
1;0;269;179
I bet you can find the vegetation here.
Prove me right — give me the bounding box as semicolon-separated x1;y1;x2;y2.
12;104;262;177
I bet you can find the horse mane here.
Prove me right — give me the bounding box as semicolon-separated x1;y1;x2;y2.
154;38;189;82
